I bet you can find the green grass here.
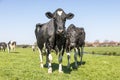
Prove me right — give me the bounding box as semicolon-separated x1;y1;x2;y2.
85;47;120;55
0;47;120;80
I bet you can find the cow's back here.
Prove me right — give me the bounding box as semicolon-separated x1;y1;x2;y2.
77;27;85;46
35;19;55;48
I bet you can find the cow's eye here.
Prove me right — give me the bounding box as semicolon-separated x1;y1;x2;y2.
79;32;82;35
63;19;66;21
53;18;56;20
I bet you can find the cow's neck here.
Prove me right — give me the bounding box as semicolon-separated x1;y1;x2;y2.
48;19;55;28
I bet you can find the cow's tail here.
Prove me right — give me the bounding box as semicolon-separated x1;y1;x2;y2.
35;23;43;37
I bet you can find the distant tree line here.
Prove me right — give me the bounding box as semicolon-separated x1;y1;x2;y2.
85;40;120;47
17;44;32;48
17;42;37;48
14;40;120;48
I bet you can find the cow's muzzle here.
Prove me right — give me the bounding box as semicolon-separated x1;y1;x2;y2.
71;42;75;46
57;29;63;33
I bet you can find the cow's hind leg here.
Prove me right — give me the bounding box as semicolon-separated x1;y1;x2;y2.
80;47;84;65
44;43;48;67
45;50;49;67
74;48;78;68
38;48;43;68
7;45;10;53
13;46;16;52
66;47;71;68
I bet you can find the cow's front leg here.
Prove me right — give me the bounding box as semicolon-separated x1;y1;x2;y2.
47;46;52;73
80;47;84;65
48;52;52;73
58;52;63;73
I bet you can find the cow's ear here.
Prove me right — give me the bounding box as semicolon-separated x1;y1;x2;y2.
66;13;74;19
45;12;53;19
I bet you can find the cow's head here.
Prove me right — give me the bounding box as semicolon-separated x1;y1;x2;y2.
45;8;74;35
67;24;79;46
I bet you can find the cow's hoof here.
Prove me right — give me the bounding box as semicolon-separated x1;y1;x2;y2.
72;66;78;70
40;64;44;68
67;65;70;69
67;63;70;68
44;63;48;67
48;68;52;73
67;66;70;69
48;70;52;73
59;70;63;73
80;61;82;65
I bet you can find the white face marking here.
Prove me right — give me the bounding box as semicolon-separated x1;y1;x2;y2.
57;10;63;16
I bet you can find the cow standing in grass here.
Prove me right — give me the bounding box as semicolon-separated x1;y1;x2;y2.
35;8;74;73
66;24;85;68
8;41;16;53
0;42;7;52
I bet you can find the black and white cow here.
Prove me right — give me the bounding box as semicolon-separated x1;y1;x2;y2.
8;41;16;53
0;42;7;52
66;24;85;68
35;8;74;73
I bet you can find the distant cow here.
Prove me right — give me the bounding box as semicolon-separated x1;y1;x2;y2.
66;24;85;68
32;45;36;52
8;41;16;53
35;8;74;73
0;42;7;52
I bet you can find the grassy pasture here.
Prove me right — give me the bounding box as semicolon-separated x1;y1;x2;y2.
0;47;120;80
85;47;120;55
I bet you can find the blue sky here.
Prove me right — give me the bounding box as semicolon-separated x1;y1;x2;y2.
0;0;120;44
